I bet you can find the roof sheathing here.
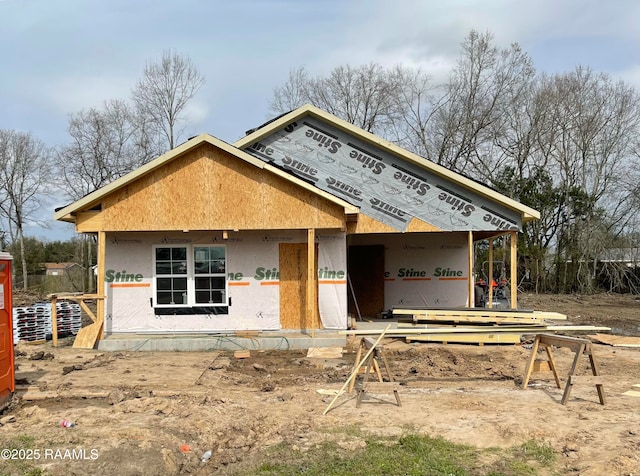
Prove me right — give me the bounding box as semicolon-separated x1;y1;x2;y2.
235;105;540;223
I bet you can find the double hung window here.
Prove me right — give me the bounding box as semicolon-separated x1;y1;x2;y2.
153;245;227;308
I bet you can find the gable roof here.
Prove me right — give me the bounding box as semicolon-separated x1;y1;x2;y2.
54;133;359;223
234;104;540;223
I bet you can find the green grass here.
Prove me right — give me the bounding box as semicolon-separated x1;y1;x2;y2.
0;434;46;476
232;431;559;476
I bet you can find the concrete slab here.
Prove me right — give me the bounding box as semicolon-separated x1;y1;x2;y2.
97;331;347;352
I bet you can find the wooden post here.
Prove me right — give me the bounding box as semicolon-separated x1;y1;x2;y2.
307;228;316;336
488;239;494;308
467;231;474;308
97;231;106;339
51;295;58;347
510;231;517;309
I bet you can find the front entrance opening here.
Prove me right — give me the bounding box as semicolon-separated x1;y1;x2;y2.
347;245;385;319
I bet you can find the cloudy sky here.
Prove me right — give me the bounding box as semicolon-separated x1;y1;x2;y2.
1;0;638;240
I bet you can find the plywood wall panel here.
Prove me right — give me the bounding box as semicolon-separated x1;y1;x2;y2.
346;214;401;234
279;243;306;329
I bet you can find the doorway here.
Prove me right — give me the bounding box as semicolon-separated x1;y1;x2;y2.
347;245;385;318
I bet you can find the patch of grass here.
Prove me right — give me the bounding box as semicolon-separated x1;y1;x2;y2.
238;433;475;476
0;433;45;476
232;431;559;476
513;439;556;466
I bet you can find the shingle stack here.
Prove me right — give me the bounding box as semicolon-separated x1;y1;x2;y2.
12;301;82;343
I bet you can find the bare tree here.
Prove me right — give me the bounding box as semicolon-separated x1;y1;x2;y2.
270;66;310;114
132;50;205;150
429;30;536;179
0;130;49;290
56;99;163;200
270;63;411;136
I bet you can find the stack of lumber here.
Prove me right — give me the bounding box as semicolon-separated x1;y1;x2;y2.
340;308;611;345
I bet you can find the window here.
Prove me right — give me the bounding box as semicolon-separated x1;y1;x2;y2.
194;246;226;304
153;245;227;308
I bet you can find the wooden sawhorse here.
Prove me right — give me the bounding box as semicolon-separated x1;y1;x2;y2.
522;334;606;405
351;337;401;407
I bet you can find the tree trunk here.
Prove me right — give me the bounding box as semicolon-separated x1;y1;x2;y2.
19;229;28;290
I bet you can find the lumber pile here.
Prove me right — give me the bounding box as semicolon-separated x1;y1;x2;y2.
340;307;610;345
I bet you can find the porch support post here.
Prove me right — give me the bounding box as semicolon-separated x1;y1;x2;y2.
97;231;106;339
488;238;494;308
307;228;317;332
468;231;474;308
510;230;518;310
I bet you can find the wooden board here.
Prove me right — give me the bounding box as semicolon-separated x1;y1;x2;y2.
588;333;640;347
306;347;343;359
392;309;567;325
72;321;104;349
339;325;611;336
279;243;319;329
406;333;522;344
280;243;306;330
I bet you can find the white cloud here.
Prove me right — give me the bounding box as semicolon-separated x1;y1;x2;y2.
46;74;135;114
615;65;640;91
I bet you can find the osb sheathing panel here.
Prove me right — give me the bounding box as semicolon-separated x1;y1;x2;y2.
98;144;346;231
347;214;441;234
280;243;307;329
406;217;441;232
75;211;103;233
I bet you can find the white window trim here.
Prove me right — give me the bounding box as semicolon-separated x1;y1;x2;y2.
152;244;228;308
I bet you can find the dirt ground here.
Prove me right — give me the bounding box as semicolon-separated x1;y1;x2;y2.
1;293;639;475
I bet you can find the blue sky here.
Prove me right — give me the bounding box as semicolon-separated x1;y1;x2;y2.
1;0;638;241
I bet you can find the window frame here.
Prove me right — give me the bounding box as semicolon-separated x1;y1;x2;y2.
152;244;228;309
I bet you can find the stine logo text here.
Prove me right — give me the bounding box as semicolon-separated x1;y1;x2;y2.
349;149;385;174
434;267;464;277
370;198;407;222
305;129;341;153
438;192;475;217
105;269;143;283
326;177;362;201
483;212;519;231
392;171;430;195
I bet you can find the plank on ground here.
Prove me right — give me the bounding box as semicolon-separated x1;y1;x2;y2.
406;333;522;344
588;333;640;347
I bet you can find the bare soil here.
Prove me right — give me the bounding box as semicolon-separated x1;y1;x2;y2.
1;293;639;475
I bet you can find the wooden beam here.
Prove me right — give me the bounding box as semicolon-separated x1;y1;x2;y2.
468;231;474;307
510;231;517;309
488;238;494;308
97;231;106;340
406;333;522;344
393;308;567;320
307;228;317;333
339;325;610;335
